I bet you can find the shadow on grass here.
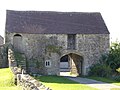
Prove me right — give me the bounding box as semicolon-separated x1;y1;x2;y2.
35;76;79;84
87;76;119;83
35;75;120;85
35;76;99;90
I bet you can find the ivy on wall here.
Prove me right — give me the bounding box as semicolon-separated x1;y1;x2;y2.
46;45;62;55
14;52;26;69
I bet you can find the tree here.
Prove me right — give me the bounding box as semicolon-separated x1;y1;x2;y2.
107;42;120;71
89;42;120;77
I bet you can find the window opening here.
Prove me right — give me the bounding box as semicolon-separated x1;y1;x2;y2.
67;34;76;49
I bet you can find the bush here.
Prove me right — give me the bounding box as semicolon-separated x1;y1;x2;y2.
107;42;120;71
89;42;120;78
113;75;120;81
89;63;112;77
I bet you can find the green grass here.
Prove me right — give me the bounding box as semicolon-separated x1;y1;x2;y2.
0;68;21;90
0;86;21;90
87;76;120;86
35;76;98;90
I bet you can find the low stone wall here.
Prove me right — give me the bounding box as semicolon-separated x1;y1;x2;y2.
17;74;51;90
8;44;22;74
8;44;51;90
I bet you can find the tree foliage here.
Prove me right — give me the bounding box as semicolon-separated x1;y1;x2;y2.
99;42;120;72
89;63;112;77
107;42;120;71
89;42;120;77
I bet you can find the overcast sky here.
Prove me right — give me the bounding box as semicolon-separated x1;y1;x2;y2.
0;0;120;42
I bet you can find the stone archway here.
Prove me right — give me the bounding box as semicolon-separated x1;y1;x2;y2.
60;55;70;72
60;53;83;76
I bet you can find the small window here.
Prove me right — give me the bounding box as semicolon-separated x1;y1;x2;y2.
45;60;51;67
67;34;76;50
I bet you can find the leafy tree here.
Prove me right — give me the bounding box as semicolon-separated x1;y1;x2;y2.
107;42;120;71
89;42;120;77
89;63;112;77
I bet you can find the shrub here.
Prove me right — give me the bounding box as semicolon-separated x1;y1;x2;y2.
113;75;120;81
107;42;120;71
89;63;112;77
89;42;120;78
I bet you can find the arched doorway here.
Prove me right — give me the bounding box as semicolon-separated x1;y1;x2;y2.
13;34;23;53
60;53;83;76
60;55;70;72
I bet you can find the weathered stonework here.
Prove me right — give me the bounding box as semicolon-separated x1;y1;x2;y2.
0;44;8;68
5;10;110;76
6;32;109;75
17;74;51;90
0;36;6;68
8;44;51;90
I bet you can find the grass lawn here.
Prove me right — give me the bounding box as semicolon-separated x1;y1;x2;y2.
0;86;21;90
35;76;98;90
87;76;120;86
0;68;21;90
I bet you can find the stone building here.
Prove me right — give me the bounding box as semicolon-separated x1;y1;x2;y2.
0;35;4;67
5;10;109;76
0;35;8;68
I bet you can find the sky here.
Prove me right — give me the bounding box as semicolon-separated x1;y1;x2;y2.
0;0;120;42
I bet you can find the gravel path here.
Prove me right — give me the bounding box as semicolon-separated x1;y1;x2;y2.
67;77;120;90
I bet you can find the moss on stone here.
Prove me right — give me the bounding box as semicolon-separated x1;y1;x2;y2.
14;52;25;68
46;45;62;55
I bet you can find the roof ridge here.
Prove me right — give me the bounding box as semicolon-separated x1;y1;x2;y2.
7;10;100;15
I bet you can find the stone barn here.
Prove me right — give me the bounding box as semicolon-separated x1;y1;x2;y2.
5;10;109;76
0;35;8;68
0;35;4;67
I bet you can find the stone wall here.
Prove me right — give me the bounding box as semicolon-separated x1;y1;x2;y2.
8;44;22;74
6;32;109;75
0;44;8;68
8;44;51;90
6;33;66;75
76;34;109;75
17;74;51;90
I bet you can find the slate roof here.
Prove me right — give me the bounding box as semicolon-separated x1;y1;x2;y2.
5;10;109;34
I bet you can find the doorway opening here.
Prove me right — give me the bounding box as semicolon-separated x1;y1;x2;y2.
60;53;83;77
13;34;23;53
